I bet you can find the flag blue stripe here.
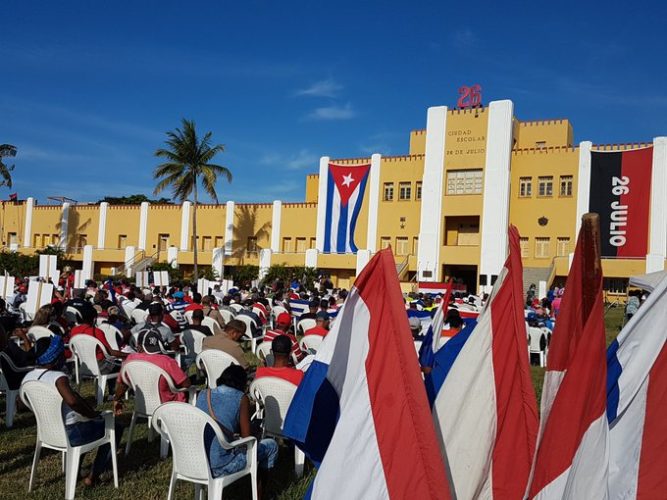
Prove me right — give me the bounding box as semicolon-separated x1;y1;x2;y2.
606;338;622;423
323;174;335;253
348;171;369;253
336;200;348;253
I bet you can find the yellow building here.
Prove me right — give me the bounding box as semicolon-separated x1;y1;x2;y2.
2;99;665;296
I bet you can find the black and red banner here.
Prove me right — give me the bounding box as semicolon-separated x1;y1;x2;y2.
589;147;653;257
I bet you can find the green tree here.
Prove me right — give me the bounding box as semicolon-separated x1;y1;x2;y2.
98;194;173;205
0;144;17;189
153;119;231;280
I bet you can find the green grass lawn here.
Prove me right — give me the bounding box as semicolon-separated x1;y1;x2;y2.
0;307;625;499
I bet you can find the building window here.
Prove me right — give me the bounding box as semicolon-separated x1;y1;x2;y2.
559;175;573;197
519;177;532;197
537;176;553;197
535;237;550;258
7;232;17;246
520;237;529;258
604;278;628;294
415;181;422;200
282;237;293;253
413;236;419;255
78;234;88;249
247;237;258;253
380;237;391;249
395;237;409;256
446;169;483;195
557;237;570;257
383;183;394;201
118;234;127;248
33;234;41;248
202;236;212;251
398;182;412;201
215;236;224;248
296;237;307;253
309;237;316;249
535;141;547;149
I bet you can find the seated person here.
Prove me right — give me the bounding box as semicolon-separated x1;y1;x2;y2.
195;365;278;495
255;335;304;386
112;329;191;412
71;306;128;376
304;311;330;338
263;312;304;362
130;303;178;350
201;320;249;370
0;325;35;390
189;309;214;337
409;316;424;341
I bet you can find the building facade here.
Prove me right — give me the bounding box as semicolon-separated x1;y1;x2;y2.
2;99;665;294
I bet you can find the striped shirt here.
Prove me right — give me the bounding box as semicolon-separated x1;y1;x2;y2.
263;329;304;362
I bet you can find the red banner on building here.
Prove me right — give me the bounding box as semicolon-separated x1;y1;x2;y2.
589;147;653;258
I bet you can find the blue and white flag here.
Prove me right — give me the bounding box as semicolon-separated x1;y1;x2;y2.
323;163;370;253
288;298;310;318
606;272;667;499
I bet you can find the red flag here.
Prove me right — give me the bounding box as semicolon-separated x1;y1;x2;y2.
527;213;608;498
8;193;17;201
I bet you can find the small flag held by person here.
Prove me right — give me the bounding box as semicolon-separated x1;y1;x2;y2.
283;248;451;499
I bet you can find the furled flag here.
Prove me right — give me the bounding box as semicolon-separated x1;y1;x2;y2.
606;272;667;499
527;213;608;498
283;248;451;499
288;298;310;318
430;225;538;498
323;163;370;253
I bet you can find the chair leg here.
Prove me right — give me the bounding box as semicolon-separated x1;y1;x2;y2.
125;413;137;456
28;442;42;492
159;436;169;459
62;451;66;473
96;376;106;406
147;416;154;443
64;448;81;500
167;473;177;500
250;464;258;500
110;432;119;488
295;447;305;478
194;484;203;500
6;390;17;428
209;480;223;500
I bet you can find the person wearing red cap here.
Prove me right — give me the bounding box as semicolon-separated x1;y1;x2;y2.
262;312;304;362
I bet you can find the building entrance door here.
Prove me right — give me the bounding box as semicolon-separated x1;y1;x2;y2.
443;264;478;295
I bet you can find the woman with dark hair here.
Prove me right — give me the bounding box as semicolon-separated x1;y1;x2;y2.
195;365;278;498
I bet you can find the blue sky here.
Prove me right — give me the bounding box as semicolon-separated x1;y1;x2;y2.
2;0;666;204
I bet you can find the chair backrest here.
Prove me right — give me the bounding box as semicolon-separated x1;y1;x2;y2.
196;350;239;389
153;402;230;481
131;308;148;325
181;329;207;356
98;323;122;351
235;315;256;339
219;309;234;324
299;334;323;352
255;342;273;366
249;376;297;436
184;310;194;324
69;334;108;376
65;306;82;325
528;327;545;353
121;360;178;416
27;325;55;342
271;305;288;319
201;316;220;334
20;380;68;448
0;351;33;374
229;303;244;313
297;318;316;335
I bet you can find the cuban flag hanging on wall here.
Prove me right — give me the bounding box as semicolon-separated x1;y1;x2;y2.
323;163;371;254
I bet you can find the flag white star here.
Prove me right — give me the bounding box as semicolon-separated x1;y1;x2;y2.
341;173;354;187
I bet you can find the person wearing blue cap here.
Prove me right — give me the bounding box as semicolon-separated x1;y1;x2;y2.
22;336;123;488
304;311;330;338
166;290;188;330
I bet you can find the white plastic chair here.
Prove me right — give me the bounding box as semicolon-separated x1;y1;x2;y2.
299;335;323;353
27;325;55;342
235;315;261;353
184;310;194;324
181;329;208;365
152;402;258;500
131;307;148;325
528;327;547;367
98;323;122;351
219;309;234;324
20;381;118;500
196;350;239;389
255;342;274;366
296;318;316;335
65;306;82;325
120;360;196;458
249;376;305;477
68;335;119;405
0;352;33;428
202;316;221;335
229;303;244;313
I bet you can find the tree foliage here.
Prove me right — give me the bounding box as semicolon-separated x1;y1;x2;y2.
0;144;17;189
97;194;173;205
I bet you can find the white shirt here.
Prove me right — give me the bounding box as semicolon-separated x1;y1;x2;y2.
22;368;89;425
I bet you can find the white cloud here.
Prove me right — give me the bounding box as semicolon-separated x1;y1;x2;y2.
259;149;318;170
295;79;343;98
306;102;356;121
451;28;478;50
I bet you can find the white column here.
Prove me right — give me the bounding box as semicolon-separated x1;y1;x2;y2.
271;200;282;252
138;202;149;251
366;154;381;253
259;248;272;280
212;247;225;278
23;197;34;247
97;202;108;249
479;100;514;289
315;156;330;252
417;106;448;282
646;137;667;272
575;141;593;236
356;249;372;275
538;280;547;301
180;201;191;251
82;245;94;279
59;202;70;250
167;246;179;269
224;201;235;255
124;245;136;278
305;248;318;268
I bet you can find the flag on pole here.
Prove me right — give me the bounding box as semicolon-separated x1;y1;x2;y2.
283;248;451;499
430;225;538;498
606;273;667;499
418;280;453;397
527;214;608;499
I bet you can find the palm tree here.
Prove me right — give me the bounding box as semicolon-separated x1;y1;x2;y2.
153;119;231;280
0;144;17;188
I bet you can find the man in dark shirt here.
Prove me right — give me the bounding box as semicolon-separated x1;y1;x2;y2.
188;309;213;337
298;300;319;322
0;326;35;390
